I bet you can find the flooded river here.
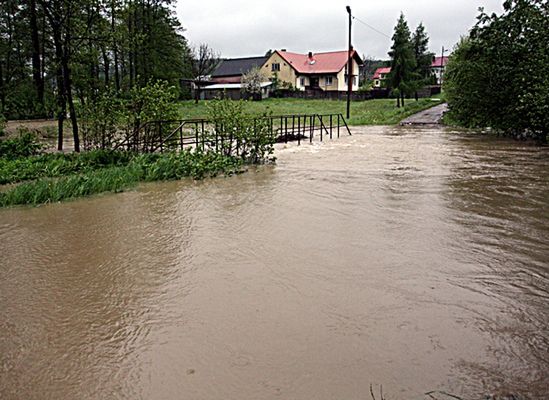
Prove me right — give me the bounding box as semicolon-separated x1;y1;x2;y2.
1;126;548;400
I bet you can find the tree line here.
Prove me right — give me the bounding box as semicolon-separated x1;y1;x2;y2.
444;0;548;143
0;0;213;151
387;14;436;107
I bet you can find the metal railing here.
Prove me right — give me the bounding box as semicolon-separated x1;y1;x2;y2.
112;113;352;153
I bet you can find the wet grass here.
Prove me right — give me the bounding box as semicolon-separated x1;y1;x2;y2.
0;150;243;207
0;150;136;185
178;98;444;126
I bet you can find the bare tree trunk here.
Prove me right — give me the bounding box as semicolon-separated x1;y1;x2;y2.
0;63;5;112
62;54;79;152
102;46;110;87
111;0;120;91
62;27;80;152
53;33;66;151
128;0;134;89
29;0;44;108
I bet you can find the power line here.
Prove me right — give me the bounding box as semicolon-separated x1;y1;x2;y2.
352;15;391;39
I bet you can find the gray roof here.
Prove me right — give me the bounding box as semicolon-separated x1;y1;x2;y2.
211;56;267;77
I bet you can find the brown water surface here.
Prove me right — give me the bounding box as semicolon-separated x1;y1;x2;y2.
1;126;548;399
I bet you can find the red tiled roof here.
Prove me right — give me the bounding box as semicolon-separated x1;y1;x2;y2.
276;50;361;74
373;67;391;79
431;56;449;67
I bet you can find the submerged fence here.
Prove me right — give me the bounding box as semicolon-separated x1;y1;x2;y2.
111;113;352;154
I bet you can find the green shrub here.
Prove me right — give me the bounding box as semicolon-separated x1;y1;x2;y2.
207;98;275;163
0;115;5;137
0;129;44;160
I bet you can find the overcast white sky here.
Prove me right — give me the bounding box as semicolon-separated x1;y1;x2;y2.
175;0;504;60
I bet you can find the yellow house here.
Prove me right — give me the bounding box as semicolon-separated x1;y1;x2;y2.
262;49;363;91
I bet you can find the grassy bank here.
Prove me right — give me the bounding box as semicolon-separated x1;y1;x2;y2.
0;150;243;207
178;98;444;126
0;150;135;185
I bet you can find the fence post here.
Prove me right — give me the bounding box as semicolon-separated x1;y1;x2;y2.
319;115;323;142
297;116;301;146
284;116;288;143
201;120;205;151
309;115;313;143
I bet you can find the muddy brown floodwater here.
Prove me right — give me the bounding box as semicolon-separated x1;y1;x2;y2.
1;126;548;400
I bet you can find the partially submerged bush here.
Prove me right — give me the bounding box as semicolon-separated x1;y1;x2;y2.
207;98;275;164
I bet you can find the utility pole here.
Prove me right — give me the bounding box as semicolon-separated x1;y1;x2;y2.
346;5;352;119
440;46;447;86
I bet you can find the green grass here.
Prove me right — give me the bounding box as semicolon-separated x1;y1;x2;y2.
0;150;243;207
178;97;444;126
0;150;136;185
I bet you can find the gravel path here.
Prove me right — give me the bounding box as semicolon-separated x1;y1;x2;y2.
399;103;448;125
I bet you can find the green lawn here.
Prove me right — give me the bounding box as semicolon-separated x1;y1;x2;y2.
178;97;444;126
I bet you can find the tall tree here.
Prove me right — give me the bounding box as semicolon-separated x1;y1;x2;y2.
28;0;45;108
388;13;416;107
40;0;82;151
411;23;434;101
191;43;218;103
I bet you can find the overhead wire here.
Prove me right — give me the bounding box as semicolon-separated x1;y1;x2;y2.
352;15;392;39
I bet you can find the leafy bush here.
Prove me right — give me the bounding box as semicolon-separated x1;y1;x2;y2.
0;115;5;136
207;98;275;163
444;1;549;143
0;129;43;160
81;88;123;150
79;80;180;150
125;80;179;126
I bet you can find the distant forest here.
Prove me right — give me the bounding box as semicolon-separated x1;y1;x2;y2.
0;0;197;121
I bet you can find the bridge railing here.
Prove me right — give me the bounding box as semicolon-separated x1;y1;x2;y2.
112;113;351;153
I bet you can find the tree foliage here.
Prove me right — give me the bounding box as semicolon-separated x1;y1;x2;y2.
207;98;274;163
445;0;549;143
388;13;416;107
241;66;268;97
411;23;435;100
0;0;195;150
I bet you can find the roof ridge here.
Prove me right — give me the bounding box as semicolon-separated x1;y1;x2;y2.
278;50;348;56
220;56;266;61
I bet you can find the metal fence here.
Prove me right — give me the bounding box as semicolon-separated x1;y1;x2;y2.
112;113;352;153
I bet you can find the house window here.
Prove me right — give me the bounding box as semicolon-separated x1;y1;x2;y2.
325;76;333;85
300;77;305;86
353;76;357;86
271;63;280;72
